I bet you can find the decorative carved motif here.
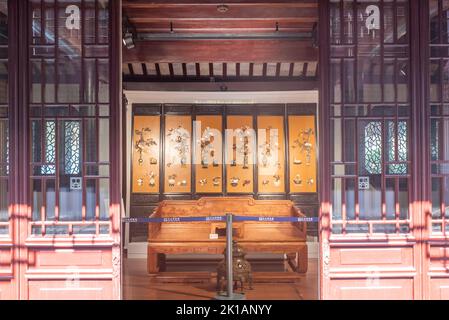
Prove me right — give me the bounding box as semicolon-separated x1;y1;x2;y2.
293;174;302;185
166;125;190;167
292;128;314;166
322;240;330;279
258;126;280;168
212;177;221;187
230;177;240;187
148;171;157;187
234;125;253;169
168;174;176;187
112;251;121;280
273;174;281;187
134;127;157;165
199;127;217;168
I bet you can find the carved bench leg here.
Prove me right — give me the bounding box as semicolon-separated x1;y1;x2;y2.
158;253;167;272
286;253;298;272
297;245;308;273
147;247;160;273
286;245;308;273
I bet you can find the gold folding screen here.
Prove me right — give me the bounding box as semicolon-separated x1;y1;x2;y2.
131;107;317;196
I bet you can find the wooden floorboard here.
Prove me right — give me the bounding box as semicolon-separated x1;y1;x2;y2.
123;258;318;300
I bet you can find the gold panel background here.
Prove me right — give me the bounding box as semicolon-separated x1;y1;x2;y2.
288;115;317;193
164;115;192;193
195;115;223;193
132;115;160;193
257;116;286;193
226;115;254;193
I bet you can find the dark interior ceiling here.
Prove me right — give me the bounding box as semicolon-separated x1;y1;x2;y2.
122;0;318;88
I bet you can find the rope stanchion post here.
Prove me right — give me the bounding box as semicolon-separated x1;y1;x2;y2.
226;213;233;298
214;213;245;300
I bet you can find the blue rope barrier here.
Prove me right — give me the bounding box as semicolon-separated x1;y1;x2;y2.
122;215;318;223
234;216;318;222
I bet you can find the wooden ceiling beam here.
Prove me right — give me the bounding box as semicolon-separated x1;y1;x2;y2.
129;19;315;32
123;7;317;20
123;80;319;92
131;19;314;27
123;40;317;63
122;0;317;8
130;20;315;34
134;28;312;34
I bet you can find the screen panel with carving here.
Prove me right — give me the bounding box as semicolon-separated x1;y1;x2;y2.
258;116;285;193
132;115;160;194
226;115;255;194
195;115;223;193
289;115;317;193
164;115;192;193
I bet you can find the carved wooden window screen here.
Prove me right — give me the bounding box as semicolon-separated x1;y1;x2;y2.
28;0;111;236
329;0;412;235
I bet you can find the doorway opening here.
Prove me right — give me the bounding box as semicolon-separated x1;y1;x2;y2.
120;1;320;300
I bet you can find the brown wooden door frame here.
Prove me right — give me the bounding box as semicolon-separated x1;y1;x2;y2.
318;0;428;300
5;0;123;300
6;0;20;300
317;0;330;300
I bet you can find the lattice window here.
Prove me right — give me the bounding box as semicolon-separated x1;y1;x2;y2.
387;121;408;175
330;0;412;236
62;121;81;175
29;0;111;236
362;121;408;175
41;120;56;175
364;122;382;175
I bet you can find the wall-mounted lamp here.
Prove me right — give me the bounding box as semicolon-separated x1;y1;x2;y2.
123;16;136;49
123;30;135;49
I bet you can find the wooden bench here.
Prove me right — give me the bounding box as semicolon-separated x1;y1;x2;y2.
147;197;308;274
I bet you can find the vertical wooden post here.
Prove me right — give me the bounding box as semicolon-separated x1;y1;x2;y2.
110;0;123;300
318;0;331;300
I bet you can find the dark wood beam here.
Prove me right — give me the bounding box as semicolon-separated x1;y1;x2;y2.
131;20;314;32
122;0;317;8
136;32;312;40
124;7;317;21
123;80;318;92
123;40;317;63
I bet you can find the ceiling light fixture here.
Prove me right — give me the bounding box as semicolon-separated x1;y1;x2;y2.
217;4;229;13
